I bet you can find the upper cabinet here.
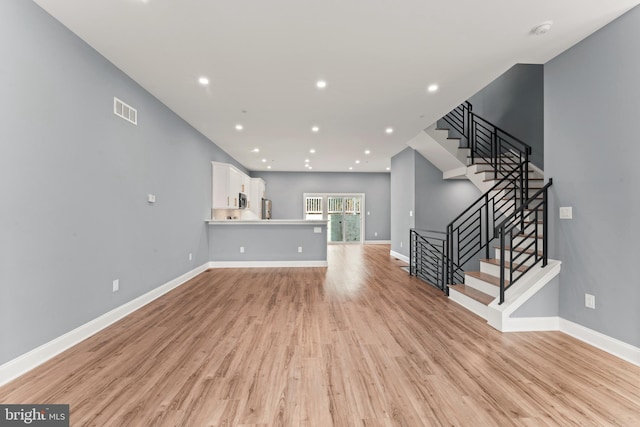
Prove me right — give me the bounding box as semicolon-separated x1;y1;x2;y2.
249;177;266;216
212;162;266;213
212;162;243;209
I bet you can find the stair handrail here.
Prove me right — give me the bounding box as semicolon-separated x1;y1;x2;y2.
445;160;530;289
442;101;473;145
410;228;447;290
495;179;553;304
467;114;531;181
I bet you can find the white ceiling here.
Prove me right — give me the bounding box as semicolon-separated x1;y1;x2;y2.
33;0;639;172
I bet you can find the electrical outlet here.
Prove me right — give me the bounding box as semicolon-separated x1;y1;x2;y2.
298;246;303;253
409;210;413;217
188;253;192;261
314;227;322;233
585;293;595;309
560;206;573;219
112;279;119;293
374;232;378;237
147;194;156;203
400;241;403;248
240;246;245;253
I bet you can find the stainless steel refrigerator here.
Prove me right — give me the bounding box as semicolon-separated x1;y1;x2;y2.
262;198;272;219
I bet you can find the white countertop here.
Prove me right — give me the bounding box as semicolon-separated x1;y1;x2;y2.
207;219;328;225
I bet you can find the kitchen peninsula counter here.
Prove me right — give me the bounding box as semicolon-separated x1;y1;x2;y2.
207;219;328;267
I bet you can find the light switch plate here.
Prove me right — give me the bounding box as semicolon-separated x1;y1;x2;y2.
313;227;322;233
559;206;572;219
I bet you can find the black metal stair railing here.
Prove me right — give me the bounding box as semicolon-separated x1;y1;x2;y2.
410;229;465;290
442;101;472;146
444;161;530;289
496;179;553;304
410;101;548;305
409;229;446;290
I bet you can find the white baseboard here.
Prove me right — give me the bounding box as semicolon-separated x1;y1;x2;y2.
559;319;640;367
501;316;560;332
389;250;409;264
364;240;391;245
0;262;210;387
208;260;328;268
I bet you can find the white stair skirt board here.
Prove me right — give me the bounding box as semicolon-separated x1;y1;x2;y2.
487;259;562;331
390;250;410;264
0;262;211;387
208;260;328;268
409;125;467;177
448;288;491;320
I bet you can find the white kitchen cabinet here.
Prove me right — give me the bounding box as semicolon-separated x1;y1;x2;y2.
212;162;246;209
249;177;266;216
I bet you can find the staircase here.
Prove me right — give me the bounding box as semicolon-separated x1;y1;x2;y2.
409;102;561;332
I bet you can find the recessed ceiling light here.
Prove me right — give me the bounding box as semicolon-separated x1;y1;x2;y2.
267;165;272;169
364;150;371;155
385;127;394;134
305;159;310;163
427;84;439;93
386;167;390;171
355;160;360;164
198;77;209;86
349;167;353;170
235;124;243;131
308;166;313;170
261;158;267;163
310;149;316;154
251;148;260;153
311;126;319;133
316;80;327;89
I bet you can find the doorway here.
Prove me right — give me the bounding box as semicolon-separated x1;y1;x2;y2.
304;193;364;244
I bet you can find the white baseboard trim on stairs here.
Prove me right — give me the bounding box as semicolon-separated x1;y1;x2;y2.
0;262;211;387
208;260;328;268
501;316;560;332
559;319;640;367
389;250;409;264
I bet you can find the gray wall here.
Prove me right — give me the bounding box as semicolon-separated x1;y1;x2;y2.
390;148;416;255
390;148;479;257
209;224;327;261
511;276;560;318
0;0;243;364
414;152;480;232
251;172;390;241
468;64;544;168
545;6;640;347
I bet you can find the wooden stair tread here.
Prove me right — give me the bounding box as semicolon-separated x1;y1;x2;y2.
465;271;506;286
480;258;528;272
448;284;494;305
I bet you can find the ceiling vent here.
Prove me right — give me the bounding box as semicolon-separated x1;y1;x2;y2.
113;97;137;125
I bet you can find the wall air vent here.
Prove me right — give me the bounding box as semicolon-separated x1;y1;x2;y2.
113;97;137;125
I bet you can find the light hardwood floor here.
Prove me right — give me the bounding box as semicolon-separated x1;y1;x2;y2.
1;245;639;426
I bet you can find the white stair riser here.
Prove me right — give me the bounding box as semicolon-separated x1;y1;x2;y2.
448;288;490;320
480;261;528;281
494;250;538;266
512;236;543;247
463;275;500;297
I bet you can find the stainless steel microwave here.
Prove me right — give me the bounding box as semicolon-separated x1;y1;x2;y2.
238;193;247;209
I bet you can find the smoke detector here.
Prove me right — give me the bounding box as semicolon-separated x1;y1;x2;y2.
533;21;553;35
